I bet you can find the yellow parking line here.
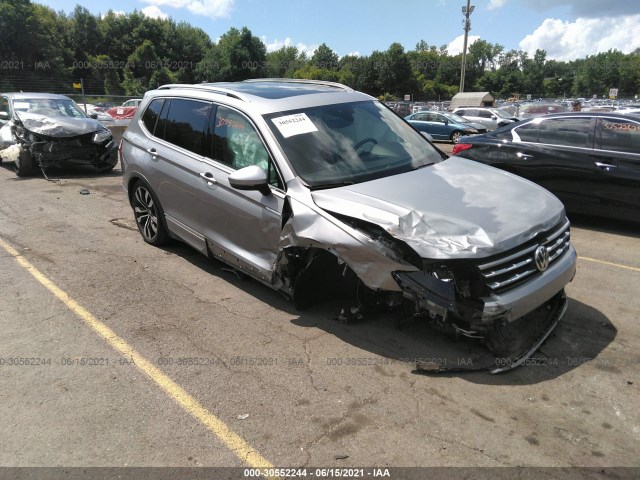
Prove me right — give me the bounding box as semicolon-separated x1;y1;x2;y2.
0;237;274;470
579;256;640;273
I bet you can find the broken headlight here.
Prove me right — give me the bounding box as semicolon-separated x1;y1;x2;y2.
92;129;112;144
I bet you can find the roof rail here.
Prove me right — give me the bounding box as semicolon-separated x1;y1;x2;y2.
156;83;245;101
242;78;354;92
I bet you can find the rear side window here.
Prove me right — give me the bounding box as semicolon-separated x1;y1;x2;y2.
513;121;540;142
162;99;213;156
599;118;640;154
141;98;164;134
537;117;591;148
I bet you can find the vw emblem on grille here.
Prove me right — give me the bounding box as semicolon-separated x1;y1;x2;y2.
534;246;550;272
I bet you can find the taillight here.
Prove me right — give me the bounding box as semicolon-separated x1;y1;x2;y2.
452;143;473;155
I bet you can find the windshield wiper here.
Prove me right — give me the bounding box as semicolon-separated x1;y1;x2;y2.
309;180;356;190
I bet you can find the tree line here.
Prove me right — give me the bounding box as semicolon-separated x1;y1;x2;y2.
1;0;639;100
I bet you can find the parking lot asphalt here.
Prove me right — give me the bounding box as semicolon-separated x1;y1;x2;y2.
1;152;639;475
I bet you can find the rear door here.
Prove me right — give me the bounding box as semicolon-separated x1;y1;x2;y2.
143;97;215;255
592;116;640;218
494;116;599;210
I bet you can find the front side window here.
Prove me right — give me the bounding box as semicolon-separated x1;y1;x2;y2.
599;118;640;154
537;117;592;148
162;99;212;156
264;100;443;188
212;106;281;188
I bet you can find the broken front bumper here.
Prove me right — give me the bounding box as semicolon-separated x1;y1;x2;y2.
393;243;577;329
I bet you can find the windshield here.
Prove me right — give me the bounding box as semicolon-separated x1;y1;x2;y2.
442;112;471;123
13;98;87;118
264;101;442;188
493;108;512;119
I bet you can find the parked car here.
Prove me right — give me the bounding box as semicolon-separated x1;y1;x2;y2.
122;98;143;108
76;102;116;127
0;92;118;176
121;80;576;369
405;111;487;143
452;107;518;131
516;102;569;119
452;112;640;222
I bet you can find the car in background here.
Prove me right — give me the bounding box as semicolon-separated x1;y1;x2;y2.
405;110;487;143
106;98;143;122
516;102;568;119
121;98;143;108
120;79;576;368
452;112;640;222
0;92;118;176
76;102;116;127
452;107;518;131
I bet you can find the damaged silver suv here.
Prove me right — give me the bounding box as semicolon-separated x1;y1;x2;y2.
121;80;577;371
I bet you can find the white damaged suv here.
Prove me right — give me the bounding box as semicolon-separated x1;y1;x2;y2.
121;80;576;371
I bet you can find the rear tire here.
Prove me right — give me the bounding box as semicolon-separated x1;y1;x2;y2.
15;149;35;177
131;180;169;246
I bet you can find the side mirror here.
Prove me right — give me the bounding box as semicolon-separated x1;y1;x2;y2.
491;115;497;120
89;113;98;119
0;111;9;121
228;165;271;196
420;131;434;142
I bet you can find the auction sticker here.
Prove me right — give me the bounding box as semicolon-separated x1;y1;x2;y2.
271;113;318;138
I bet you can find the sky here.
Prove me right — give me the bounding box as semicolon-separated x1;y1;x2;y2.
40;0;640;61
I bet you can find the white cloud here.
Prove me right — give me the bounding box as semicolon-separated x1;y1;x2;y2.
447;34;480;55
261;36;318;57
141;5;169;20
520;15;640;60
487;0;508;10
345;51;361;58
141;0;234;19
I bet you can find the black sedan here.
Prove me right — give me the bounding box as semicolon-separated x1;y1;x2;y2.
452;112;640;222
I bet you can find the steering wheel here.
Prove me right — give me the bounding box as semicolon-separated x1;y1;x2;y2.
354;137;378;150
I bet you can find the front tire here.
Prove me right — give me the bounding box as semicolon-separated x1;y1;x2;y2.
15;149;35;177
131;180;169;246
450;131;463;144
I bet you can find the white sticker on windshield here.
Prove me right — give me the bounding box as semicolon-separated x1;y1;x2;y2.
13;102;30;110
271;113;318;138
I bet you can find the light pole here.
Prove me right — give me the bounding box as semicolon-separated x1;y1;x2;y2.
459;0;474;93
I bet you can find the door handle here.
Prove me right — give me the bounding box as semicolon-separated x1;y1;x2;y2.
516;152;533;160
594;161;617;170
199;172;217;185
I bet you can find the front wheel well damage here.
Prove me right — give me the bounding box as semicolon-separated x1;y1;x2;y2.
276;246;401;312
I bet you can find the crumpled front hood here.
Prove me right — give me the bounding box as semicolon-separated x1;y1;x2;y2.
16;112;104;138
311;157;566;259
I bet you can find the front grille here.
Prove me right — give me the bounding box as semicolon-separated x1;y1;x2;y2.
477;220;571;292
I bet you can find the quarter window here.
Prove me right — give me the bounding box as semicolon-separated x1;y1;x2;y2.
141;98;165;135
599;119;640;154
